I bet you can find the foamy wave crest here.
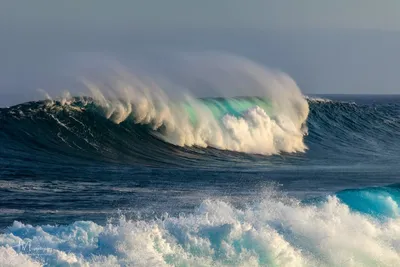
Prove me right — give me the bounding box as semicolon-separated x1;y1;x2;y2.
76;55;309;155
304;96;332;103
1;192;400;266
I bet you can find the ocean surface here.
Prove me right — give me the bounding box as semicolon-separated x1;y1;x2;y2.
1;92;400;266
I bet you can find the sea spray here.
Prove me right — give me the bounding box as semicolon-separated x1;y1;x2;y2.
75;55;310;154
1;189;400;266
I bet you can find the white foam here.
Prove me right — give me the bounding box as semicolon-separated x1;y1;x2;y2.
0;247;41;267
78;55;309;155
304;96;332;103
1;192;400;266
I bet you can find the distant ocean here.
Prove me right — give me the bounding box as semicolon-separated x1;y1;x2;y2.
1;63;400;266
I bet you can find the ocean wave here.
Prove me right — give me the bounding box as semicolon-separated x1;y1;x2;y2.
0;66;311;168
1;187;400;267
1;55;400;167
303;96;332;103
0;56;311;162
335;185;400;218
1;94;400;167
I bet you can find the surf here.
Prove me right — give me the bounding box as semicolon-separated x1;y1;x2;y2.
1;186;400;267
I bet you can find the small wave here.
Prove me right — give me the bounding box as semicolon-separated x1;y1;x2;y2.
304;96;332;103
336;185;400;218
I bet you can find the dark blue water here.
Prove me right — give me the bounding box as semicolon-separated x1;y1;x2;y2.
1;94;400;266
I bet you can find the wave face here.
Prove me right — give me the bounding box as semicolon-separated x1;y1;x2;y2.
1;186;400;267
306;97;400;164
0;94;309;167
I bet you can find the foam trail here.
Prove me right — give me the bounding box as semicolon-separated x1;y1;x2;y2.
1;191;400;266
80;54;309;155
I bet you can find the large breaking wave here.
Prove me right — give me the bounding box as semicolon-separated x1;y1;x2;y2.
0;95;308;160
3;54;400;167
0;56;310;166
2;94;400;167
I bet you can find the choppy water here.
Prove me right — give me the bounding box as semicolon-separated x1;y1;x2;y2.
1;94;400;266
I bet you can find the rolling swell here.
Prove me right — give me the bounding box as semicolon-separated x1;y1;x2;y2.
1;96;400;167
307;98;400;163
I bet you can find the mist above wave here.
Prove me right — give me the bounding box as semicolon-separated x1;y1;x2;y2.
53;54;309;155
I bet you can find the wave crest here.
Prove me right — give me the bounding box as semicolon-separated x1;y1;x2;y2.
81;57;309;155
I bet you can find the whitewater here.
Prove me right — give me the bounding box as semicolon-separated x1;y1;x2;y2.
1;55;400;266
2;190;400;267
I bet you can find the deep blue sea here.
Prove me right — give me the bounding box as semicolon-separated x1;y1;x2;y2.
1;93;400;266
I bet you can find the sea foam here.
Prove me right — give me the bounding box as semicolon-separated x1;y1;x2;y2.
1;190;400;267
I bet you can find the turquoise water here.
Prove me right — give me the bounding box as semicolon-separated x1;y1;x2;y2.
183;97;272;125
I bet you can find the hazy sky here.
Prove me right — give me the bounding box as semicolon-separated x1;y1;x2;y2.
2;0;400;31
1;1;400;106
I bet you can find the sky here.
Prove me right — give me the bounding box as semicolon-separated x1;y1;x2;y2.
1;1;400;106
2;0;400;31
